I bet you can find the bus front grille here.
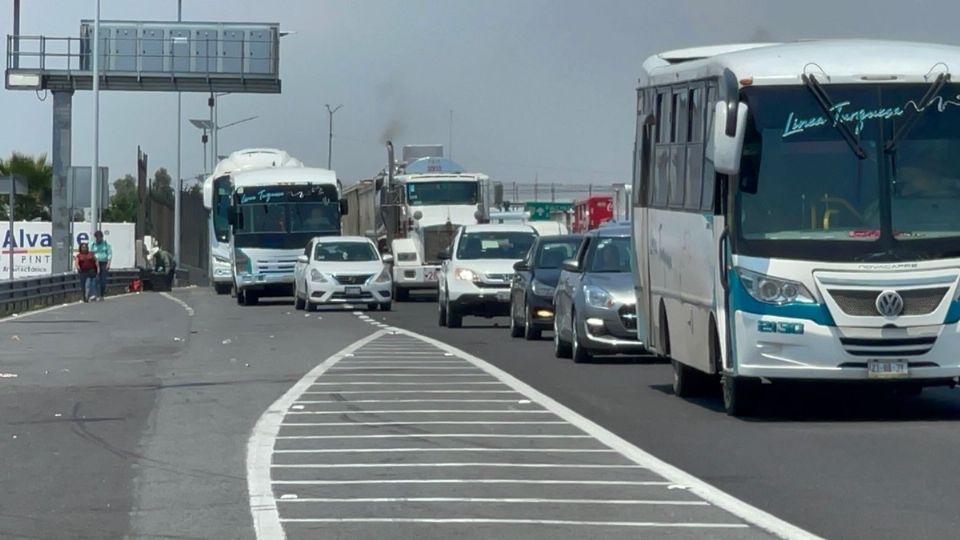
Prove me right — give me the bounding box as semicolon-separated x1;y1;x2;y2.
839;336;937;357
828;287;949;317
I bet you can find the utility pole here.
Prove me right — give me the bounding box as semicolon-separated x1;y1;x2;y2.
174;0;182;264
12;0;20;69
325;104;342;170
90;0;101;233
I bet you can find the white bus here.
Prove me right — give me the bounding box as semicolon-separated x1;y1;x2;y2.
631;40;960;415
228;167;346;305
202;149;303;294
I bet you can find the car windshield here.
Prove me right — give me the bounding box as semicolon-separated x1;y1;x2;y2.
455;231;536;260
737;84;960;261
314;242;378;262
588;237;631;272
406;181;479;206
535;239;582;268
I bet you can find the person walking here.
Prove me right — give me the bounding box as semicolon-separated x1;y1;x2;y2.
90;230;112;301
75;242;98;302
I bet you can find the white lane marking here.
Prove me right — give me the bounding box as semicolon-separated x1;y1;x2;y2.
317;374;493;377
293;399;529;404
393;328;822;540
309;382;504;386
285;410;551;415
300;390;521;395
0;291;138;323
276;434;591;440
337;361;468;365
272;463;645;469
277;497;709;506
326;367;484;371
281;421;567;427
277;518;746;528
247;329;387;540
273;479;671;486
159;292;195;316
274;448;617;454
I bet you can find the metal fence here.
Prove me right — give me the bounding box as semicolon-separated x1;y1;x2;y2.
498;182;614;205
0;269;140;318
145;189;208;273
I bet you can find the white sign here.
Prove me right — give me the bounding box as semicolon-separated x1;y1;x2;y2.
0;222;136;279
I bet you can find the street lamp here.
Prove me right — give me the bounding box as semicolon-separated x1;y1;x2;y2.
325;104;342;170
189;118;214;176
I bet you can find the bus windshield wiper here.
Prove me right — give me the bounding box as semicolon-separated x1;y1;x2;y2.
884;72;949;153
801;73;868;160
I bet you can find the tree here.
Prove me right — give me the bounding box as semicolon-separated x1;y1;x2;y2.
102;174;138;222
0;152;52;221
150;167;175;205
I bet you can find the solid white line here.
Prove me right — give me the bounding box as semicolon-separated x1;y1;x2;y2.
326;367;483;371
317;374;492;377
285;410;550;415
276;434;590;440
159;291;194;316
309;382;506;386
246;329;386;540
276;518;746;528
394;328;822;540
272;462;644;469
0;291;138;323
281;421;567;426
300;390;520;395
276;497;708;506
337;361;467;365
293;399;527;404
272;479;670;486
273;448;616;454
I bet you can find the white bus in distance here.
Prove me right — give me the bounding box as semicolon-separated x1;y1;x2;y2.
228;167;346;305
202;148;303;294
631;40;960;416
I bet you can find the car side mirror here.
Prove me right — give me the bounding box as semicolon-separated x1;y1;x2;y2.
339;198;349;215
437;247;451;261
297;254;308;264
381;253;394;264
561;259;580;273
513;261;529;272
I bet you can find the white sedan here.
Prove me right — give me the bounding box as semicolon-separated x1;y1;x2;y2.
293;236;394;311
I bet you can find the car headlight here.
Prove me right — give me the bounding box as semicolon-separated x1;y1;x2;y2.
736;268;815;305
310;268;329;283
531;280;555;297
234;250;251;274
584;285;615;309
213;253;230;264
374;267;391;283
454;268;479;282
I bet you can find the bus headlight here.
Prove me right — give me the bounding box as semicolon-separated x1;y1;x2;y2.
234;250;251;274
310;269;329;283
584;285;614;309
736;268;815;305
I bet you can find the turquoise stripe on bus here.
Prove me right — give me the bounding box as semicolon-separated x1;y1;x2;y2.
728;270;836;327
946;301;960;325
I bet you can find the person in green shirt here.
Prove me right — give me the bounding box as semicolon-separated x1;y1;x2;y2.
90;230;112;300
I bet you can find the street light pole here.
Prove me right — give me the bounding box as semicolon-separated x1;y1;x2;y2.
90;0;101;233
174;0;182;265
325;104;342;170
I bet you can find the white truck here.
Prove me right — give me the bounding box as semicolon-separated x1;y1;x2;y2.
383;145;494;301
202;148;303;294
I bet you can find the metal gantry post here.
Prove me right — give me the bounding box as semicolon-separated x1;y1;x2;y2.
174;0;183;265
90;0;101;234
51;90;74;274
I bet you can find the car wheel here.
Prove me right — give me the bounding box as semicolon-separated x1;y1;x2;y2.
367;303;379;311
572;316;592;364
305;300;317;312
553;314;571;358
722;374;759;417
509;299;523;338
523;302;541;340
294;289;305;311
381;302;392;312
438;294;448;327
447;298;463;328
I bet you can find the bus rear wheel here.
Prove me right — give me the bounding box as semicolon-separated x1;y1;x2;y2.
722;375;759;417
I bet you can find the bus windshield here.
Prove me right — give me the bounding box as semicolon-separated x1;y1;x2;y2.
234;184;341;249
736;84;960;262
407;181;478;206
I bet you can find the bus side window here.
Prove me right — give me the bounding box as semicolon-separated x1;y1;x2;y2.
652;91;670;207
684;86;705;211
668;89;688;208
701;84;719;212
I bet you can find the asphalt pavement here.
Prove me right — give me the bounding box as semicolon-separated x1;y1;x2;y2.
378;295;960;540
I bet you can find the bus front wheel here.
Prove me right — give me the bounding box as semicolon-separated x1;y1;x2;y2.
722;375;759;417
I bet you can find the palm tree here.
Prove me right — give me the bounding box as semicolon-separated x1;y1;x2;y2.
0;152;53;221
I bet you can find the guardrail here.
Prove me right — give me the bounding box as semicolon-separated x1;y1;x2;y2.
0;269;140;319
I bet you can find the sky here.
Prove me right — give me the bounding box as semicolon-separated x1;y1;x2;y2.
3;0;960;191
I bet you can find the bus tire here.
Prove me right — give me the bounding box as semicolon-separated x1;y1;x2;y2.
235;288;245;305
658;301;671;359
214;282;231;295
394;286;409;302
722;375;759;417
243;291;259;306
672;359;707;397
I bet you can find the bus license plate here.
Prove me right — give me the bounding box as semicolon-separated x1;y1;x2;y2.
425;270;438;281
345;286;362;298
868;360;908;379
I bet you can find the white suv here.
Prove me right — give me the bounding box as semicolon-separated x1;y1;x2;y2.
438;223;538;328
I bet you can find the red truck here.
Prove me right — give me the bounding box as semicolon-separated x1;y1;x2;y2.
571;195;613;233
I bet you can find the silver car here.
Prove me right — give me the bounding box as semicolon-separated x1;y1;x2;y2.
553;225;645;362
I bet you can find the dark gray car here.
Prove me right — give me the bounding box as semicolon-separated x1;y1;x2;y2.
552;225;646;362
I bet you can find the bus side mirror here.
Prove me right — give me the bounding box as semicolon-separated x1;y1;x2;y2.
438;247;451;261
712;101;748;176
340;198;349;215
227;207;237;226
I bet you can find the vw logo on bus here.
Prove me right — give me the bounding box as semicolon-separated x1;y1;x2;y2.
875;290;904;317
